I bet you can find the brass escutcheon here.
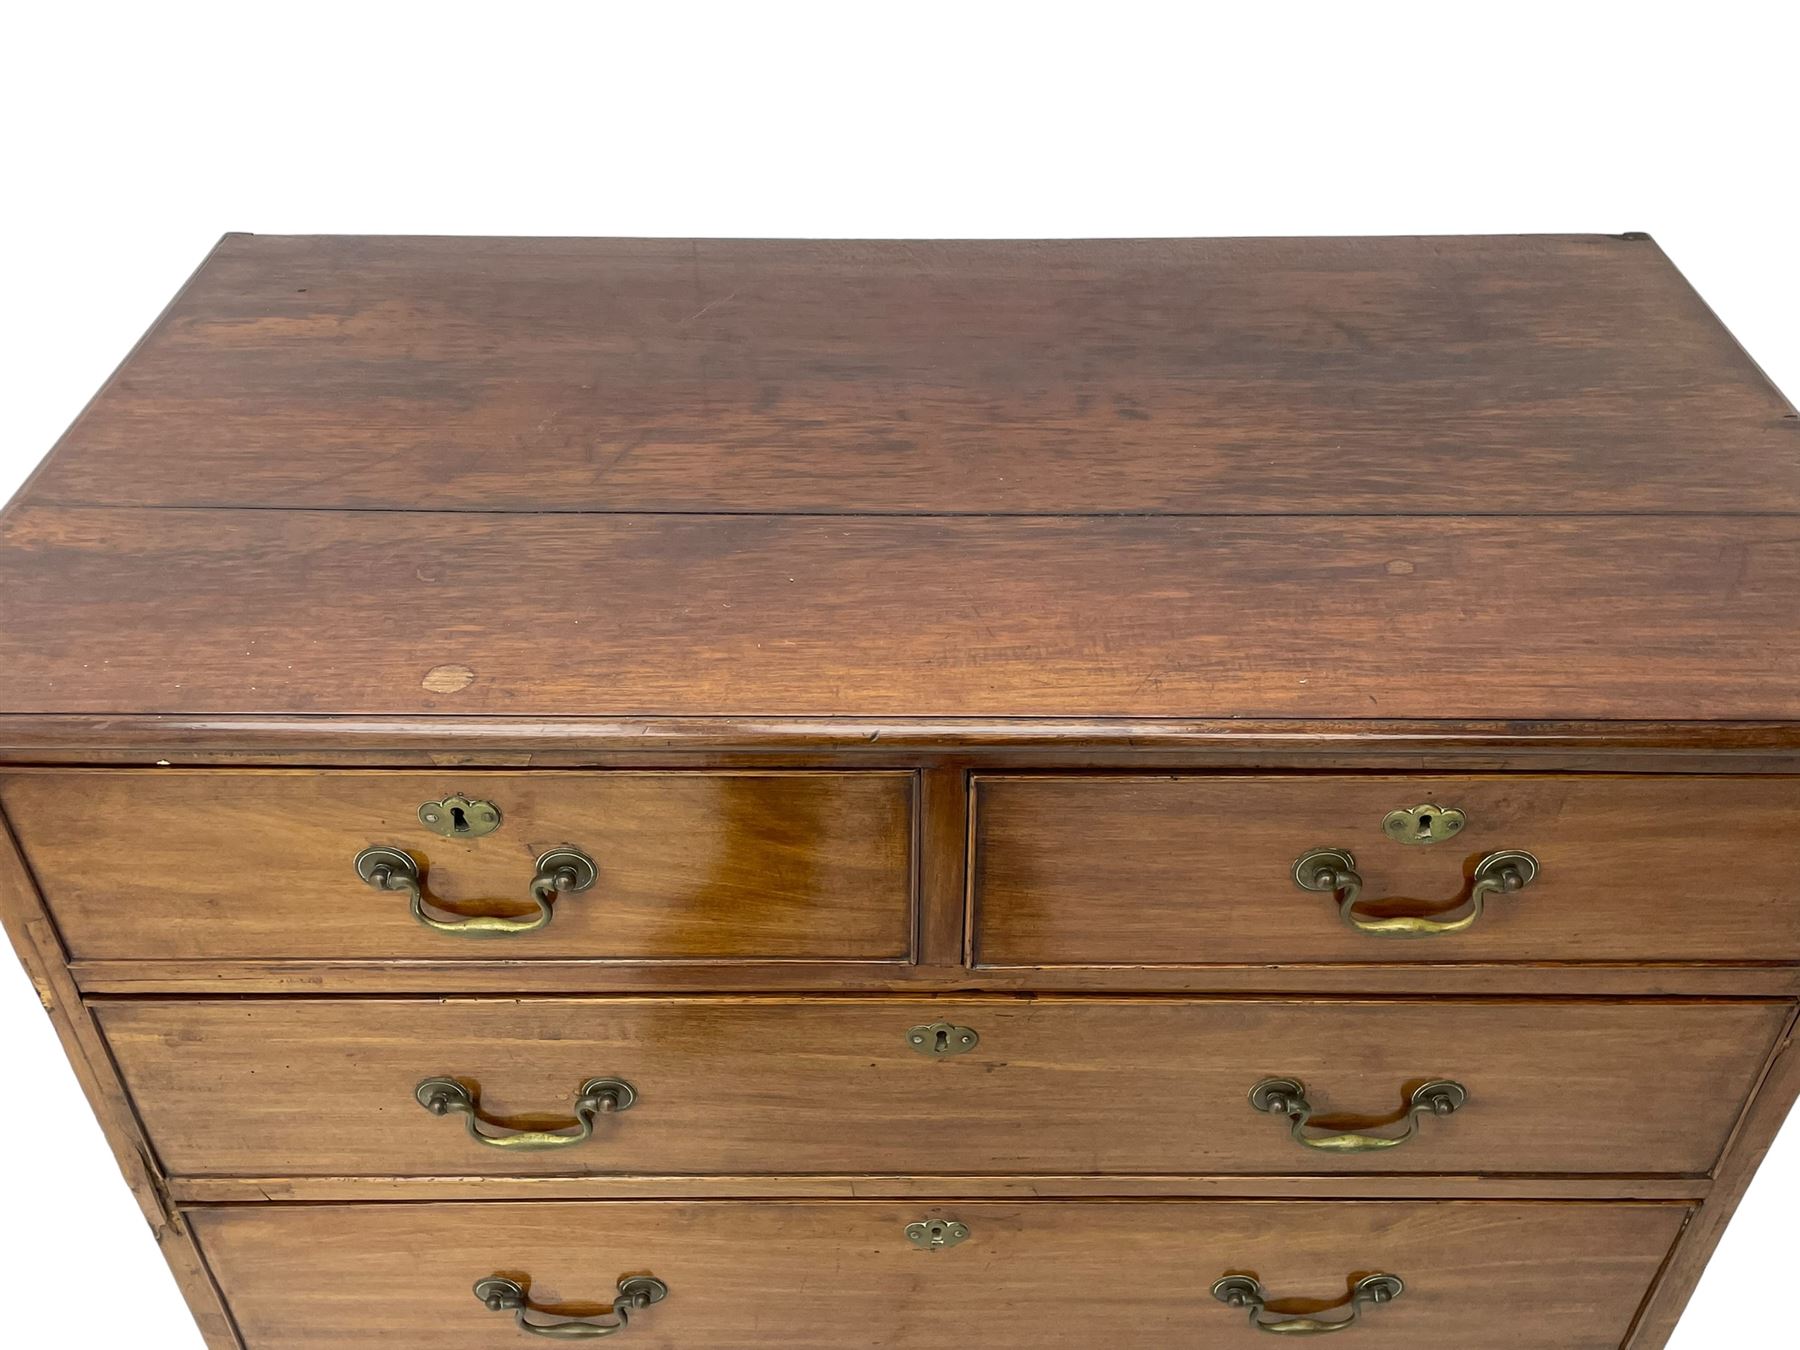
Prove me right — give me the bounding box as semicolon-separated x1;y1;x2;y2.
905;1220;970;1250
907;1022;978;1058
1381;803;1465;845
418;794;502;838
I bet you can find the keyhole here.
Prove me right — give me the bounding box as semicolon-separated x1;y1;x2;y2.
935;1028;950;1053
1416;813;1433;835
449;806;469;833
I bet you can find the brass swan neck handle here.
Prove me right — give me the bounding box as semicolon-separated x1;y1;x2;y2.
1249;1077;1467;1152
1293;847;1538;938
417;1076;637;1150
474;1276;667;1338
356;845;596;937
1212;1274;1403;1335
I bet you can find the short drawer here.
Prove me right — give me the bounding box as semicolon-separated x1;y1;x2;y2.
0;769;914;962
972;774;1800;966
99;996;1786;1177
191;1198;1687;1349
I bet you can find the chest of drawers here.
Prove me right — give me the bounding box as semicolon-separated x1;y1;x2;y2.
2;234;1797;1348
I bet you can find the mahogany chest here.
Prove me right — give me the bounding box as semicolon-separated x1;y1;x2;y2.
2;234;1796;1347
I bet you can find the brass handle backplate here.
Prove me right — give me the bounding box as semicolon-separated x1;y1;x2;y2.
1293;846;1538;937
475;1275;667;1338
1250;1077;1466;1153
1212;1273;1403;1335
417;1076;636;1150
355;845;596;937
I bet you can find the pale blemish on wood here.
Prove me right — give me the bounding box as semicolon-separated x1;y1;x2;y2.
422;664;475;693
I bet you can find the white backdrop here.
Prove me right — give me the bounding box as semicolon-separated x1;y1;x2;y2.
1;5;1793;1347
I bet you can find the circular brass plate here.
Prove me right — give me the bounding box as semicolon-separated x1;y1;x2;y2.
1474;848;1539;887
1248;1077;1307;1114
1355;1273;1406;1303
1411;1079;1469;1113
1292;848;1355;892
619;1276;669;1305
536;847;598;891
582;1077;638;1111
355;845;417;885
1212;1275;1263;1306
473;1277;526;1309
415;1077;474;1113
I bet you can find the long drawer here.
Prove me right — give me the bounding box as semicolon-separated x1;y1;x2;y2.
0;769;915;962
191;1199;1688;1349
99;996;1787;1177
972;774;1800;966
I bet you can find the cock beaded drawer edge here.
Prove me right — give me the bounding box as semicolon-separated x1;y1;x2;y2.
1;234;1797;1349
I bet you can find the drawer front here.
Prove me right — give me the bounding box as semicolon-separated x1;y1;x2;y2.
0;770;914;962
101;997;1786;1177
192;1199;1687;1349
972;774;1800;966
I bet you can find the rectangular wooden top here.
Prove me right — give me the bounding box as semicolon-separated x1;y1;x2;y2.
2;234;1796;726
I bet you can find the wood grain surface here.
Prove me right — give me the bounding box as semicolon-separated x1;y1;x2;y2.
5;713;1800;766
168;1173;1714;1205
98;996;1786;1179
18;234;1796;516
0;770;914;963
188;1198;1690;1349
4;507;1800;720
64;956;1800;999
973;774;1800;965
